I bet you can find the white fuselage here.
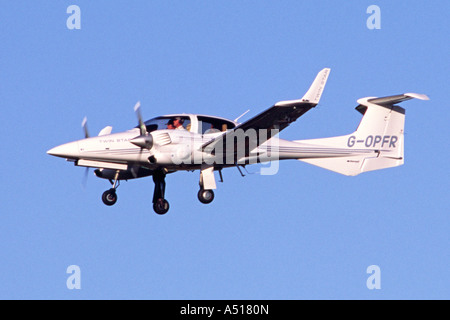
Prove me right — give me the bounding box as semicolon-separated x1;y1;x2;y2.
47;126;369;172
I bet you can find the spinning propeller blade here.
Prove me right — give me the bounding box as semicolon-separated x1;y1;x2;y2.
134;101;147;136
131;101;153;157
82;167;89;188
82;116;90;138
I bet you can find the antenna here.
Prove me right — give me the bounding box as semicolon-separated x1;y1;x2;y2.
233;109;250;123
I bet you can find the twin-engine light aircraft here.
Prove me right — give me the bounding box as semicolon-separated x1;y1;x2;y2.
47;69;429;215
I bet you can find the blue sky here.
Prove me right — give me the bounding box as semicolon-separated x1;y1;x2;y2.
0;1;448;299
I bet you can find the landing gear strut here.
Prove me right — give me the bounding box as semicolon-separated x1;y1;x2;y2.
152;168;170;215
198;166;216;205
102;170;120;206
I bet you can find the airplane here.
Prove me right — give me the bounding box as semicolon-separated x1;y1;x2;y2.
47;68;429;215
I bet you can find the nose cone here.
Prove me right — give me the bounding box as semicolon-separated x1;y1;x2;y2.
47;141;79;159
130;134;153;149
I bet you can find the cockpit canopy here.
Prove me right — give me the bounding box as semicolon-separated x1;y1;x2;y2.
138;115;236;134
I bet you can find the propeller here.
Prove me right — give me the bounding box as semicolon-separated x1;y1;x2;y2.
82;116;90;138
134;101;147;136
131;101;153;150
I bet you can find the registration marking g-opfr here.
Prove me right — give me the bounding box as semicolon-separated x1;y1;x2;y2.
347;135;398;148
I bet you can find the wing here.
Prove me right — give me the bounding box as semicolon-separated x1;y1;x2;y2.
202;68;330;159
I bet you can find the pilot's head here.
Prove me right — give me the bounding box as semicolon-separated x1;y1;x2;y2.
166;119;175;129
173;117;184;128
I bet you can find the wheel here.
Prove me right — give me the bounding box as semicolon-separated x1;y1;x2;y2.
102;189;117;206
198;189;214;204
153;198;169;215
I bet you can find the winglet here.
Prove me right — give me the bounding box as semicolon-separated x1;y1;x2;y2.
275;68;330;107
301;68;330;104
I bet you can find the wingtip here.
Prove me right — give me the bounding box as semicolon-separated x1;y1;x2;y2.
405;93;430;101
300;68;330;104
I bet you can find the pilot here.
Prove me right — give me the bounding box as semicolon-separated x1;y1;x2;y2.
173;117;186;130
204;124;220;134
166;119;175;130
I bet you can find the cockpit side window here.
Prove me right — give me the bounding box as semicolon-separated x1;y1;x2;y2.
197;116;235;134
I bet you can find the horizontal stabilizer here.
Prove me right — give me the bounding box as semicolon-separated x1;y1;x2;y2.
367;93;429;106
356;92;429;115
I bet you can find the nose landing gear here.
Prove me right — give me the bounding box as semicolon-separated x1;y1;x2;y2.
101;170;120;206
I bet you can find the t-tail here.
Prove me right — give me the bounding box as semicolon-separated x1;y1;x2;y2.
295;93;429;176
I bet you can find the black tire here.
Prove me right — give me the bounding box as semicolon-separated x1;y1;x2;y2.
102;189;117;206
198;189;214;204
153;198;169;215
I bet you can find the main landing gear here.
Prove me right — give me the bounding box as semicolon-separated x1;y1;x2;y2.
198;188;214;204
150;168;216;214
152;168;169;215
197;166;216;205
